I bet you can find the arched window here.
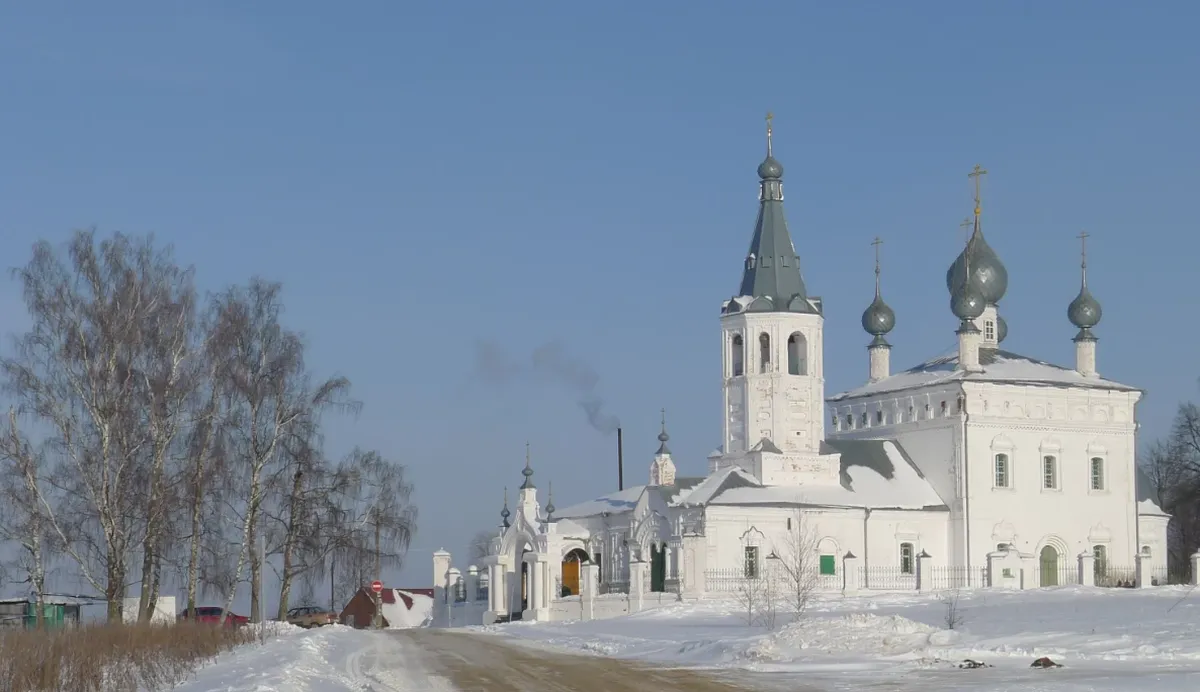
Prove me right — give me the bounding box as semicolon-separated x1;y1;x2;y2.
994;453;1010;488
1042;455;1058;489
731;335;744;377
759;333;771;373
1090;457;1106;490
787;332;808;375
899;542;915;574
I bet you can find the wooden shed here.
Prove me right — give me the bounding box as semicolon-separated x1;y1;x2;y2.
339;586;435;628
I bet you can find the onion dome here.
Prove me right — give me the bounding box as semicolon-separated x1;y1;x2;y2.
951;283;986;321
519;449;535;490
946;221;1008;304
545;482;555;519
861;295;896;338
500;488;511;529
1069;232;1101;338
757;156;784;180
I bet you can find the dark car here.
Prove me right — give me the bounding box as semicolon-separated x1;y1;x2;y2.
177;606;249;627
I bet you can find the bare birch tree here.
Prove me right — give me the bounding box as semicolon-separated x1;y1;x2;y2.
1;230;195;621
214;279;354;624
0;410;54;627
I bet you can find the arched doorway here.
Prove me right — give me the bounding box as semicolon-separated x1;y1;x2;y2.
561;548;589;596
1039;545;1059;587
650;543;666;592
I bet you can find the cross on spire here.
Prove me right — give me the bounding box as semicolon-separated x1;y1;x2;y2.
871;237;883;294
1078;230;1090;285
959;217;972;246
968;164;988;217
765;111;774;156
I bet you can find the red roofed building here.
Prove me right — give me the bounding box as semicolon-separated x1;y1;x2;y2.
339;586;435;628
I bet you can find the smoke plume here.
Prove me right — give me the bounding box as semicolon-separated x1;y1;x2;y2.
472;340;621;435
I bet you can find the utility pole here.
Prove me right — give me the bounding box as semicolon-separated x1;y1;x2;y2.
330;555;335;613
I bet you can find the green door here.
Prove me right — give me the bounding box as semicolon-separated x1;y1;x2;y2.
819;554;836;576
1039;546;1058;587
650;544;666;592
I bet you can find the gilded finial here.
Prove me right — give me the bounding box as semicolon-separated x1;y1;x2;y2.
871;237;883;296
968;164;988;218
765;111;774;156
1078;230;1090;287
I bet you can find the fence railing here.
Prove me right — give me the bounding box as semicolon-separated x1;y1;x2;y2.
599;581;629;595
1095;565;1138;588
925;565;987;590
859;566;916;591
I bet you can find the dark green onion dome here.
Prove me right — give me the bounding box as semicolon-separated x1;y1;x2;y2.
500;493;511;528
951;282;986;321
946;222;1008;305
1068;285;1102;330
996;315;1008;343
757;155;784;180
861;294;895;337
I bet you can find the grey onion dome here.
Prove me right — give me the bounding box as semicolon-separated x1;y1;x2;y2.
1068;285;1102;330
757;155;784;179
656;416;671;455
861;294;896;336
951;283;986;321
996;315;1008;343
946;229;1008;304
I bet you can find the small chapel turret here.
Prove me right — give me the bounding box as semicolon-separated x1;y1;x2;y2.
649;409;677;486
1069;231;1102;378
861;237;896;382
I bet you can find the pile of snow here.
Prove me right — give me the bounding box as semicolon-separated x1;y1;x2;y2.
745;613;957;662
381;589;433;629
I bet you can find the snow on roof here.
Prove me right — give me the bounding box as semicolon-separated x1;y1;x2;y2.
553;485;645;519
707;440;947;510
1135;467;1170;517
829;348;1139;402
675;466;761;506
551;517;592;537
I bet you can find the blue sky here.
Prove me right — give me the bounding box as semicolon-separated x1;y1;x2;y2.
1;1;1198;594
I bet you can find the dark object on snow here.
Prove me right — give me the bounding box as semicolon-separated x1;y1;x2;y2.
1031;657;1063;668
960;659;991;669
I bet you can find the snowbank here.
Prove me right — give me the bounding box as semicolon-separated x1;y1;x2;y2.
381;589;433;629
746;613;958;662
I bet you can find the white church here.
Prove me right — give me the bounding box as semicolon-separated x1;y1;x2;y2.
433;119;1174;625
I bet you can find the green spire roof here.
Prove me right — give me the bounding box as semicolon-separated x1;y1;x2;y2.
737;114;815;314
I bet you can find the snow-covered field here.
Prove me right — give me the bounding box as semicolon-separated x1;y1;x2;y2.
167;586;1200;690
476;585;1200;690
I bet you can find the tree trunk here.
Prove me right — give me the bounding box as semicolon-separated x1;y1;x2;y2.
185;396;217;619
106;559;125;622
276;470;304;620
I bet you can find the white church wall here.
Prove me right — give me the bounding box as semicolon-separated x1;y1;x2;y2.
1136;514;1169;581
863;509;952;572
704;505;867;574
964;383;1142;572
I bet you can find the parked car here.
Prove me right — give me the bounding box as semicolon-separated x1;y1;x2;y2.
285;605;338;628
177;606;249;627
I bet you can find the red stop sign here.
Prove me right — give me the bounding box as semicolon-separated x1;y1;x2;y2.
371;580;383;593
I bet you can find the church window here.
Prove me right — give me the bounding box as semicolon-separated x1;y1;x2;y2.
731;335;744;377
899;543;914;574
907;405;914;422
924;403;931;419
875;410;884;425
787;332;808;375
994;453;1010;488
985;320;995;341
759;333;771;373
939;400;948;416
819;554;836;576
996;543;1008;552
860;412;868;428
786;517;792;531
845;414;853;429
1141;545;1152;558
831;414;838;430
1090;457;1105;490
1042;455;1058;490
743;546;759;578
956;397;965;413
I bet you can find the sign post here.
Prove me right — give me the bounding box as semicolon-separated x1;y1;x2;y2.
371;580;383;629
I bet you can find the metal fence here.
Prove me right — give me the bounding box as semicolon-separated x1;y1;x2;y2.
858;566;916;591
925;565;987;590
704;565;844;594
599;581;629;595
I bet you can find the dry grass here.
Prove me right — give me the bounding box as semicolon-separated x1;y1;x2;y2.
0;621;260;692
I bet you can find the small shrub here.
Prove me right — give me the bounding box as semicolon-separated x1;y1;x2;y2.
939;589;966;630
0;621;260;692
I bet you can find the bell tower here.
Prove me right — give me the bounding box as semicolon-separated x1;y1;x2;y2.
715;115;837;486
